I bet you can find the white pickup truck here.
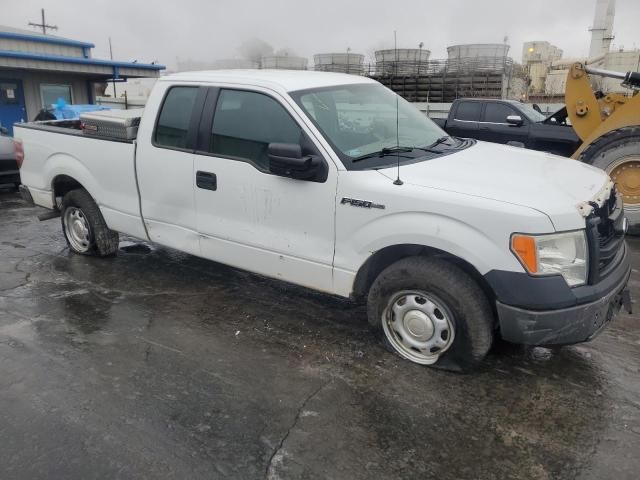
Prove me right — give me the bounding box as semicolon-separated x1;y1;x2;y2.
14;70;631;370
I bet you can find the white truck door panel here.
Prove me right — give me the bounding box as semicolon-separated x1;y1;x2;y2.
135;85;204;255
194;88;337;292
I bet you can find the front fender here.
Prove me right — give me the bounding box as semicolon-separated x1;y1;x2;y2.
340;211;524;276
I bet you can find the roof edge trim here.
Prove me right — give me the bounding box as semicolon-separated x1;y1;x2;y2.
0;31;95;49
0;49;165;70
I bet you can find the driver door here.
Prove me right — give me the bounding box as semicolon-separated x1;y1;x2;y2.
193;87;338;292
477;102;530;145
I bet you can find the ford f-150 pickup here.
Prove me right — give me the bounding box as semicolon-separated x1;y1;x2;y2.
14;70;631;370
432;98;581;157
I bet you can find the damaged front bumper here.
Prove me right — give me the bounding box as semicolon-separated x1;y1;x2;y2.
487;242;632;346
496;274;631;346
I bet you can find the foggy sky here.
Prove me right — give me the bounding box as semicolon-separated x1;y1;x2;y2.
3;0;639;70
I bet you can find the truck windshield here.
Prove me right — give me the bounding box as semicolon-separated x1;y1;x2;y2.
518;103;547;122
290;84;449;170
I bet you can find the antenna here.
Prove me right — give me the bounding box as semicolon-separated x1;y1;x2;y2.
393;30;403;186
28;8;57;35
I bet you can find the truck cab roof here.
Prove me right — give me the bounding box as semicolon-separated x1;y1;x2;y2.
162;69;377;93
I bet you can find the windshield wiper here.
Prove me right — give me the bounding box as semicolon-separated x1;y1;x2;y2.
352;139;460;164
425;135;456;149
410;136;462;154
352;146;414;163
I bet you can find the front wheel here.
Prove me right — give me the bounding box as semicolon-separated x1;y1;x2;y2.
367;256;494;371
60;189;119;256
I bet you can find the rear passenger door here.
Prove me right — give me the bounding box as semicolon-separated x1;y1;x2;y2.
477;102;530;145
136;84;206;255
446;101;481;138
193;87;338;292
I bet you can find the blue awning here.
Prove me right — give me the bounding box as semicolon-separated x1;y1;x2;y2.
0;49;164;71
0;30;95;49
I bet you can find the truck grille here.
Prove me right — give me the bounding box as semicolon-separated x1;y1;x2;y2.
586;186;626;283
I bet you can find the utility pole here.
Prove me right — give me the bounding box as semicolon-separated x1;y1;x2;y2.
109;37;117;99
28;9;58;35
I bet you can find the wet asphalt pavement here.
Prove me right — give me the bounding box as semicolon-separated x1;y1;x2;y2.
0;188;639;480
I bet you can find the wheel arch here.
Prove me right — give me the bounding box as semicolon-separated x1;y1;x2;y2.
51;174;85;205
45;153;101;208
350;243;497;307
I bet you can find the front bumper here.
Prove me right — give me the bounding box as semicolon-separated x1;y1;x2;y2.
489;242;631;346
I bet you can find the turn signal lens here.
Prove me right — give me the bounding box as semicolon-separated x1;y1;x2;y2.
511;235;538;273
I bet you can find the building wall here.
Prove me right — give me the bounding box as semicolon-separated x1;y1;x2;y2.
545;69;568;96
601;50;640;93
0;70;90;120
0;38;85;58
522;41;563;64
522;41;563;95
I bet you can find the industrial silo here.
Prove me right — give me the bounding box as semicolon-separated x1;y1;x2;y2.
374;48;431;75
260;55;308;70
446;43;510;72
314;53;365;75
211;58;259;70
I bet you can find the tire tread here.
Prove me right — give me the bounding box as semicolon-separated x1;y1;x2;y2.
61;188;119;257
367;256;494;371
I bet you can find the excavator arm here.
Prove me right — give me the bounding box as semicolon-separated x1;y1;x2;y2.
566;62;640;158
566;62;640;233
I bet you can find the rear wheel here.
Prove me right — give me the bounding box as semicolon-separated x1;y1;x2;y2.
579;126;640;234
60;189;119;256
367;256;494;371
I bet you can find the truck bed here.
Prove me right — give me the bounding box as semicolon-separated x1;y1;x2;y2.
14;121;146;239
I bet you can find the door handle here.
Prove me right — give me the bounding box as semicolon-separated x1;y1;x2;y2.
196;171;217;191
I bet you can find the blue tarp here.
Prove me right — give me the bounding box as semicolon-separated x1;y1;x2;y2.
50;99;111;120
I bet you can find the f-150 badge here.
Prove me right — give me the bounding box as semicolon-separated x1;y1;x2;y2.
341;197;385;209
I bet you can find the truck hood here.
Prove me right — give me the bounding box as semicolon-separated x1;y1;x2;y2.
377;141;609;231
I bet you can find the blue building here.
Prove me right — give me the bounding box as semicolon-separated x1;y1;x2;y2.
0;25;164;135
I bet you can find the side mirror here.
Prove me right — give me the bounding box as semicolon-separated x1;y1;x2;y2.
0;126;7;135
268;143;326;182
506;115;524;126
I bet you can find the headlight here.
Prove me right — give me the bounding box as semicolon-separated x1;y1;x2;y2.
511;230;588;287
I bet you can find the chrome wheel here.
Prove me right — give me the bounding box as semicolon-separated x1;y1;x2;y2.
63;207;92;253
382;290;455;365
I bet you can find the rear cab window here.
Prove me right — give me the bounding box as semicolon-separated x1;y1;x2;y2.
154;86;199;149
454;102;482;122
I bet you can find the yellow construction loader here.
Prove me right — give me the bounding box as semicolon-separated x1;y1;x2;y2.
565;62;640;231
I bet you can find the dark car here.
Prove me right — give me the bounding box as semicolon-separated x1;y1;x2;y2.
0;126;19;188
433;98;581;157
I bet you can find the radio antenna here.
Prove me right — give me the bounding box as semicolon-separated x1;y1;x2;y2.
393;30;403;186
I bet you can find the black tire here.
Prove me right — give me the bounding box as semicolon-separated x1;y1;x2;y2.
579;126;640;234
367;256;494;371
60;188;119;256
